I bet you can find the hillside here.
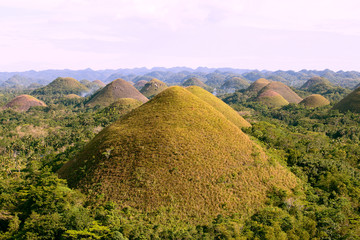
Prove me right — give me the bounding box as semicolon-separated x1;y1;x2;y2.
182;77;213;92
255;89;289;107
260;81;303;103
246;78;271;93
300;76;334;93
85;78;148;107
186;86;251;128
100;98;143;116
58;86;298;223
221;77;250;90
32;77;89;95
140;78;168;98
299;94;330;108
133;80;148;90
64;94;81;99
333;87;360;113
92;80;106;88
4;94;47;111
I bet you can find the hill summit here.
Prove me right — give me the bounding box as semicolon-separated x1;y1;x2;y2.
255;90;289;107
333;87;360;113
260;81;303;103
300;76;333;93
85;78;148;107
246;78;271;93
221;77;250;90
32;77;89;95
4;95;47;111
140;78;168;98
58;86;297;223
182;77;213;92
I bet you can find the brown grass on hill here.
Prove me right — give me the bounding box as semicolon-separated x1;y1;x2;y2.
247;78;271;93
333;87;360;113
4;95;47;111
59;86;298;224
256;90;289;107
260;82;303;103
140;78;168;98
300;94;330;108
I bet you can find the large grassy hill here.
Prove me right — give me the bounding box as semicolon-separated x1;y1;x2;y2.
32;77;89;95
58;86;298;223
4;94;47;111
255;89;289;108
300;94;330;108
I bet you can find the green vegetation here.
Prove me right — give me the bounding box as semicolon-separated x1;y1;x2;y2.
85;78;148;107
182;77;213;92
32;77;89;95
255;90;289;108
133;80;147;90
3;94;47;111
221;77;250;90
333;87;360;113
139;78;168;98
299;94;330;108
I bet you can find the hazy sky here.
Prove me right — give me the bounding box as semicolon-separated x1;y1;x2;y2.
1;0;360;71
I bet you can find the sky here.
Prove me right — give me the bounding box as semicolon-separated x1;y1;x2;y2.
0;0;360;71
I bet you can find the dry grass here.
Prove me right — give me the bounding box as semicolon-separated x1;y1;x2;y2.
140;78;168;98
300;94;330;108
256;90;289;107
5;95;47;112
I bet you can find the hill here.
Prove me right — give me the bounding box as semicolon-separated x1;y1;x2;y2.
32;77;89;95
260;81;303;103
186;86;251;128
58;86;298;223
133;80;148;90
85;78;148;107
255;90;289;107
4;95;47;111
299;94;330;108
140;78;168;98
64;94;81;99
246;78;271;93
92;80;106;88
300;76;334;93
182;77;213;92
100;98;143;116
332;87;360;113
221;77;250;90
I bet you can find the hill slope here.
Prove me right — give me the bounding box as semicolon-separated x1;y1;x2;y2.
246;78;271;93
4;95;47;111
100;98;143;116
182;77;213;92
85;78;148;107
300;94;330;108
186;86;251;128
255;90;289;107
260;82;303;103
333;87;360;113
58;86;297;223
140;78;168;98
221;77;250;90
32;77;89;95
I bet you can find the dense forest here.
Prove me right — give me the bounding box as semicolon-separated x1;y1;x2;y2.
1;74;360;239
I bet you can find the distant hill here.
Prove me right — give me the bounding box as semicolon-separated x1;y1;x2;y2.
260;81;303;103
133;80;148;90
186;86;251;128
140;78;168;98
333;87;360;113
58;86;297;223
300;76;334;93
85;78;148;107
32;77;89;95
246;78;271;93
182;77;213;92
255;90;289;108
4;95;47;111
221;77;250;90
299;94;330;108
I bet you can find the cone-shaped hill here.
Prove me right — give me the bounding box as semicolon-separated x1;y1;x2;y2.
92;80;106;88
221;77;250;90
300;94;330;108
300;76;333;93
4;94;47;111
140;78;168;98
260;82;303;103
32;77;89;95
182;77;213;92
133;80;148;90
85;79;148;107
186;86;251;128
246;78;271;93
100;98;143;116
58;86;298;223
255;90;289;108
333;87;360;113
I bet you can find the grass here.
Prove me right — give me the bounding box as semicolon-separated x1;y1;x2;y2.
32;77;89;95
299;94;330;108
59;86;298;224
256;90;289;107
182;77;213;92
186;86;251;128
140;78;168;98
64;94;81;99
247;78;271;93
4;95;47;111
260;82;303;103
333;87;360;113
100;98;143;115
85;79;148;107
